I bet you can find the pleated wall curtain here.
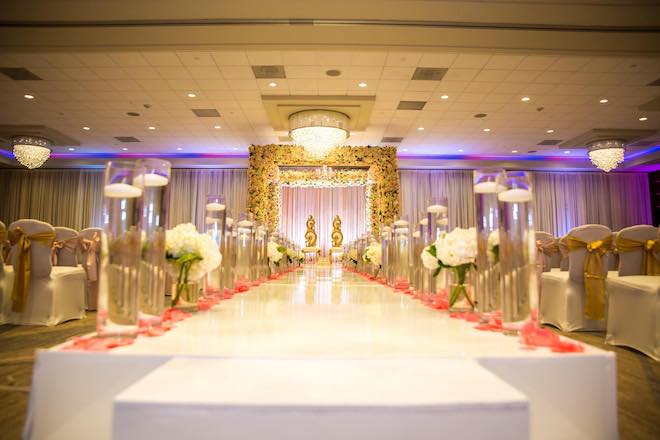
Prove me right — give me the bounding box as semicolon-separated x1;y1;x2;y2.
398;169;652;236
0;168;651;238
280;186;368;253
0;168;248;232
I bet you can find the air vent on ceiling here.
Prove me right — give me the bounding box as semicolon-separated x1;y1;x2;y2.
0;67;42;81
639;96;660;111
381;137;404;143
647;77;660;86
397;101;426;110
411;67;448;81
115;136;140;143
537;139;563;146
628;140;657;147
251;65;286;79
192;108;221;117
278;135;292;142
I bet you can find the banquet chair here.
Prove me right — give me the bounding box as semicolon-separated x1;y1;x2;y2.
52;227;80;266
0;221;7;324
79;227;102;310
558;235;569;271
540;224;612;332
6;219;86;326
535;231;558;272
605;225;659;360
607;231;620;272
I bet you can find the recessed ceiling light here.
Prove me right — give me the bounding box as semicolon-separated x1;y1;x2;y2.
268;82;277;87
67;147;75;151
232;147;238;151
458;149;464;152
121;147;128;151
148;126;156;130
564;150;571;154
82;126;90;131
639;116;648;121
187;92;197;98
358;82;368;88
521;96;530;102
599;98;608;104
23;94;34;99
417;127;424;131
440;95;449;100
512;149;518;153
546;129;555;133
177;147;183;151
483;128;491;132
401;148;408;152
214;125;221;129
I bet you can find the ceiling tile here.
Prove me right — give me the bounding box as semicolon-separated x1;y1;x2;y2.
517;56;558;70
451;54;491;69
286;66;320;79
385;52;422;67
187;66;223;79
317;79;348;91
124;66;161;80
108;52;150;67
176;51;216;66
142;52;182;66
349;51;387;66
382;67;415;80
418;52;456;67
166;79;199;90
74;53;117;67
317;51;351;66
156;66;191;80
547;56;591;72
346;66;382;79
211;51;249;66
247;51;283;65
406;80;437;92
136;79;170;91
281;51;318;65
504;70;543;83
220;66;254;80
443;69;479;82
483;55;525;70
377;80;408;91
41;53;85;68
61;67;99;80
226;79;259;90
195;79;230;90
473;70;511;82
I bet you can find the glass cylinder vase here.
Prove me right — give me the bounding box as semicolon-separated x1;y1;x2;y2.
136;159;171;324
223;213;236;296
204;195;226;296
473;169;504;320
235;212;254;290
392;218;411;291
98;160;145;338
497;171;538;335
427;197;449;297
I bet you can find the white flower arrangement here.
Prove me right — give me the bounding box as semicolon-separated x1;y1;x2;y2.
166;223;222;306
267;240;284;265
421;242;441;273
348;248;358;265
487;230;499;264
436;227;477;308
286;248;297;263
363;241;382;267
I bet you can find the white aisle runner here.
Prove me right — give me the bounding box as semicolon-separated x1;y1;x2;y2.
25;268;617;440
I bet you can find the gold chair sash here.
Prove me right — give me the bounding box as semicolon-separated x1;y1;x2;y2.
615;236;660;276
79;233;101;282
8;227;56;312
50;236;80;266
0;227;7;263
564;234;612;321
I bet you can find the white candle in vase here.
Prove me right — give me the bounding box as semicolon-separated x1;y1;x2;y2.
206;202;226;212
498;188;533;203
104;183;142;198
427;204;447;214
134;173;169;187
473;181;505;194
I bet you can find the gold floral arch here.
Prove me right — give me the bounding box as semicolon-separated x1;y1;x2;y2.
247;145;400;234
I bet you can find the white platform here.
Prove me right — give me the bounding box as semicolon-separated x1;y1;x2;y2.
113;358;529;440
25;268;618;440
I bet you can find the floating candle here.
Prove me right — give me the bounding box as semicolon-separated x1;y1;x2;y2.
237;220;253;227
473;181;505;194
382;226;391;232
412;231;421;238
498;188;533;203
419;218;429;226
427;204;448;214
393;219;409;226
134;173;169;187
438;218;449;226
104;183;142;198
205;202;226;212
394;227;409;234
226;217;234;227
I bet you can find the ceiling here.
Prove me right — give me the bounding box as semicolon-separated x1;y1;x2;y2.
0;0;658;170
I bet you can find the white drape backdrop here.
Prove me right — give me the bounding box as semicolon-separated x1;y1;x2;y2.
280;186;368;253
398;170;652;236
0;168;651;239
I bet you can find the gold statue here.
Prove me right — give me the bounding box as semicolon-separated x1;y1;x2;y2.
331;215;343;247
304;215;317;247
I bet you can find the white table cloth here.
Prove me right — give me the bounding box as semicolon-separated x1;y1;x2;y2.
25;269;617;440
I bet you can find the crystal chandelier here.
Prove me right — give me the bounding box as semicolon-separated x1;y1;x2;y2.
289;110;350;158
587;139;625;172
12;135;52;169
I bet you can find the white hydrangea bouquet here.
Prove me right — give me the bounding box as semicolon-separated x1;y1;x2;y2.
362;241;382;276
421;231;445;277
286;248;297;264
348;248;358;265
267;240;285;266
166;223;222;307
487;230;499;264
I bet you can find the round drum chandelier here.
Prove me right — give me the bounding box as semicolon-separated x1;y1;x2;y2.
587;139;625;172
12;135;52;169
289;110;350;158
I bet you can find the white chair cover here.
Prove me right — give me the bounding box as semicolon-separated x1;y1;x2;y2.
535;232;557;273
607;231;619;272
6;219;86;326
558;236;569;271
79;227;102;310
52;227;80;267
605;225;660;360
540;224;612;332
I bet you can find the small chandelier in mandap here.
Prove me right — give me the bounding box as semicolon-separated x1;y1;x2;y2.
289;110;350;158
587;139;625;172
12;135;53;169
